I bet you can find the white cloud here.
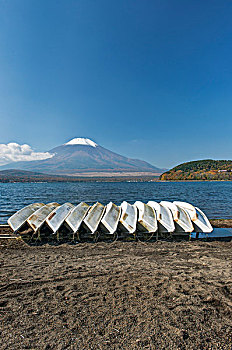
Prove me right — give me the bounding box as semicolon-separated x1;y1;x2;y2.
0;142;54;166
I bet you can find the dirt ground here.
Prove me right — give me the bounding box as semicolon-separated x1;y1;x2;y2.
210;219;232;228
0;237;232;350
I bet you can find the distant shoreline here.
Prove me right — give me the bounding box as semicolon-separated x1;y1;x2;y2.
1;178;232;183
1;169;232;183
1;179;232;183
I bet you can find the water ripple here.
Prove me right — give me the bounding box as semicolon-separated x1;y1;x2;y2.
0;181;232;224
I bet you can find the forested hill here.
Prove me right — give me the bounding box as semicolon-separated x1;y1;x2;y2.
160;160;232;181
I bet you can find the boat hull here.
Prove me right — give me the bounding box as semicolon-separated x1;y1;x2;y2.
174;201;213;233
8;203;44;232
147;201;175;233
65;202;90;234
27;203;60;232
46;203;74;234
81;202;105;235
118;201;137;235
161;201;194;233
135;201;157;233
6;200;213;242
99;202;121;235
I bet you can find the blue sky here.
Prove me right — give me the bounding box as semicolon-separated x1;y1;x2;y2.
0;0;232;168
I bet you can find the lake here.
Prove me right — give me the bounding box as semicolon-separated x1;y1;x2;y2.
0;181;232;224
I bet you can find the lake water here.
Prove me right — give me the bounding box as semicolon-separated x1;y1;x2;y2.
191;228;232;239
0;181;232;224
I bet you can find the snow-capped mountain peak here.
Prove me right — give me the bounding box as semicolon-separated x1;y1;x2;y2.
64;138;98;147
0;137;163;175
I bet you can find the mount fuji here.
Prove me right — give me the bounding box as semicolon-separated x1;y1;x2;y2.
0;138;164;176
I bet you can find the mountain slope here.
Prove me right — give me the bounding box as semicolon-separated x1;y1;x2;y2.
0;138;163;175
160;159;232;180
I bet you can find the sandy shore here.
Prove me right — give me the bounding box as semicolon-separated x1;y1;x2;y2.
210;219;232;228
0;238;232;350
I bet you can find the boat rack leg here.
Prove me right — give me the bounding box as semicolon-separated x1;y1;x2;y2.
94;231;99;243
31;228;38;242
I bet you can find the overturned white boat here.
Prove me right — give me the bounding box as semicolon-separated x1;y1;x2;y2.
6;199;213;242
99;202;121;235
174;201;213;233
27;202;60;233
65;202;90;235
81;202;105;235
46;203;74;234
118;201;137;234
160;201;194;233
147;201;175;233
134;201;157;233
8;203;44;232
